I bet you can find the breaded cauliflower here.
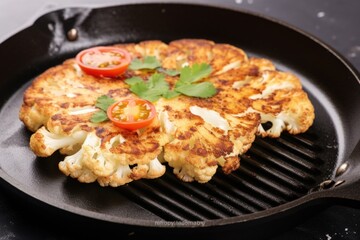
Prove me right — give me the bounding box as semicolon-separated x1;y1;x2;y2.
20;39;315;186
156;95;260;183
58;131;166;187
244;70;314;137
30;106;168;187
30;126;87;157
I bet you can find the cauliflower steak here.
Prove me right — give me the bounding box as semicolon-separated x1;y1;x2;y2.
19;39;315;186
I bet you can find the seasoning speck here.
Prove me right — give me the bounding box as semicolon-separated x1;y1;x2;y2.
317;11;326;18
348;45;360;58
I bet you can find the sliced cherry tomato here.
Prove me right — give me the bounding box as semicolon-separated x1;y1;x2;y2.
76;46;131;78
107;98;157;130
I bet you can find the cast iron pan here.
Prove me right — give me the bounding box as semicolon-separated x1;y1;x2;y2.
0;2;360;239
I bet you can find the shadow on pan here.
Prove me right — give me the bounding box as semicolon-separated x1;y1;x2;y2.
0;3;359;239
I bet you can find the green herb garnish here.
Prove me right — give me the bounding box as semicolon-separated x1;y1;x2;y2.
90;95;116;123
157;67;180;76
175;81;216;98
91;111;109;123
178;63;212;84
125;62;217;101
129;56;180;77
125;73;170;102
175;63;216;98
129;56;162;70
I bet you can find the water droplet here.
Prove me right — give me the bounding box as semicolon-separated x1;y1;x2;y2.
348;45;360;58
247;0;254;4
235;0;242;4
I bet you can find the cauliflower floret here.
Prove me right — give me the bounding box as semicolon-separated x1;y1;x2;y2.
58;148;98;183
81;132;117;177
30;126;87;157
58;131;167;187
159;95;260;183
97;157;165;187
253;89;315;138
59;132;127;186
30;105;168;187
168;155;218;183
157;110;176;135
97;165;133;187
256;107;314;138
146;157;166;179
19;105;48;132
257;113;287;137
236;70;316;138
189;106;231;134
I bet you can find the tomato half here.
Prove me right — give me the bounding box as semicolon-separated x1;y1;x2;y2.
107;98;157;130
76;46;131;78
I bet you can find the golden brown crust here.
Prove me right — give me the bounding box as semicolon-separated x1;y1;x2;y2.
19;39;315;185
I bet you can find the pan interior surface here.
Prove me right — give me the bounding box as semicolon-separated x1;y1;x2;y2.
0;3;359;228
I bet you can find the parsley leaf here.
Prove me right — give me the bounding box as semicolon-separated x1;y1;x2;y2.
157;67;180;76
175;82;217;98
95;95;116;111
125;73;170;102
90;111;109;123
124;77;144;85
129;56;179;76
178;63;212;84
163;90;181;99
126;61;216;101
129;56;161;70
90;95;116;123
174;63;216;98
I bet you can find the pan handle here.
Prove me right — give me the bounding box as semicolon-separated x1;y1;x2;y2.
322;179;360;204
319;141;360;205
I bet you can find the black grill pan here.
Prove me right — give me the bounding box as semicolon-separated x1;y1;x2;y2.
0;3;359;239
